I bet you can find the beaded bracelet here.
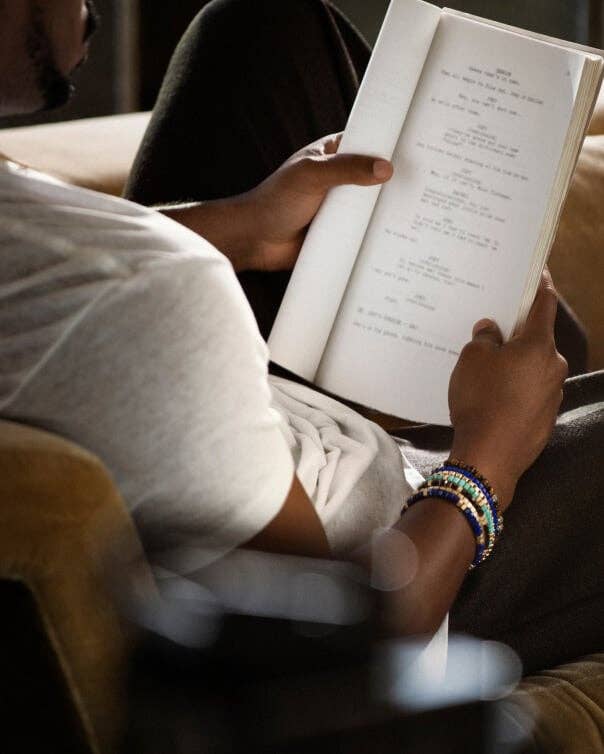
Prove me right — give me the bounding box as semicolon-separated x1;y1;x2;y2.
402;458;504;570
422;471;497;560
446;457;504;535
436;461;503;560
435;462;503;538
404;485;487;569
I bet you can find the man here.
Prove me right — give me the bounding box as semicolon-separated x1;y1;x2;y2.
0;0;601;674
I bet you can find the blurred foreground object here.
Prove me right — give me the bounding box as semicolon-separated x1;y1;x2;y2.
120;550;523;754
0;419;602;753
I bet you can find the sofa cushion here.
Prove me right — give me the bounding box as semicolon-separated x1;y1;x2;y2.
549;134;604;370
0;112;151;197
501;653;604;753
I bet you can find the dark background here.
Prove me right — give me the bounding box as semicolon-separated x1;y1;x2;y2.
1;0;601;129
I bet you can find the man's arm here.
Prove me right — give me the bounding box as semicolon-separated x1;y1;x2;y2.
245;475;331;559
160;195;254;273
158;133;393;273
245;470;479;635
241;274;567;638
157;137;565;636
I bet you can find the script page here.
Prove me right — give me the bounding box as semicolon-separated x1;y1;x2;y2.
315;12;586;424
268;0;441;381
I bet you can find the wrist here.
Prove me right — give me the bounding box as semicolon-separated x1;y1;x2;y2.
159;195;257;272
449;435;519;510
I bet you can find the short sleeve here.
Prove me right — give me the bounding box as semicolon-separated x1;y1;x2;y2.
6;256;295;574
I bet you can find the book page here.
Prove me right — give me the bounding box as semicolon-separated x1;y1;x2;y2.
268;0;441;381
446;8;604;57
315;12;587;424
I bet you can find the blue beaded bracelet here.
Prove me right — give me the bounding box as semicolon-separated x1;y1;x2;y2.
422;470;497;559
445;458;504;536
405;486;486;569
437;463;503;536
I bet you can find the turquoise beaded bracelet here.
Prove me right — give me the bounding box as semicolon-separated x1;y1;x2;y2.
422;470;497;560
402;459;504;570
404;485;487;569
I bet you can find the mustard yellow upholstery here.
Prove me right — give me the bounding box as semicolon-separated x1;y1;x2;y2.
503;654;604;753
0;419;154;754
587;88;604;136
550;135;604;370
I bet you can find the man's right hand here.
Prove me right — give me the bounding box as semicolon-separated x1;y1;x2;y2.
448;270;568;509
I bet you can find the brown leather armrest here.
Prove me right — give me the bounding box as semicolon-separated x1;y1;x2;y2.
0;419;154;754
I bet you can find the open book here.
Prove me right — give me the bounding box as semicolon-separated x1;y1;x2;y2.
268;0;603;425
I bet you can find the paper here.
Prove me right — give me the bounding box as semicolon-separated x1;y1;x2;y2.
316;13;585;423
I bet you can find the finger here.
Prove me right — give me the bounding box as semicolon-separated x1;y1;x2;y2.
471;318;503;347
302;153;393;190
521;270;558;339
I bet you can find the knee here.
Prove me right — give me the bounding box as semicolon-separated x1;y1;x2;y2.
202;0;327;20
186;0;330;49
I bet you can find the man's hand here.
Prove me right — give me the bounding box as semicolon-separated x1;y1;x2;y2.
448;270;568;509
240;133;393;271
160;134;393;272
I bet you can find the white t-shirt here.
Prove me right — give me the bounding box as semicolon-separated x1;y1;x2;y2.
0;162;422;573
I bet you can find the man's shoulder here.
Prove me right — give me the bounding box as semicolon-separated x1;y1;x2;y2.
0;160;251;404
0;159;230;281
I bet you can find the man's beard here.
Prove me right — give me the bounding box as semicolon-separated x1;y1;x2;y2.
25;0;99;112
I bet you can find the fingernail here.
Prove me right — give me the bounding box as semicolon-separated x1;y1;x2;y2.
373;159;392;180
472;318;497;336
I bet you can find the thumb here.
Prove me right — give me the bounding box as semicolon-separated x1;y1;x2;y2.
472;318;503;347
302;153;393;191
